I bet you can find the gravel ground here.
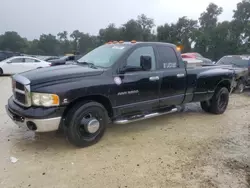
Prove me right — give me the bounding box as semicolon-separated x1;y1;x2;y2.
0;76;249;188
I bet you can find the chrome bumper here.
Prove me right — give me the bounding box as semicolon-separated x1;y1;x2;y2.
5;105;61;132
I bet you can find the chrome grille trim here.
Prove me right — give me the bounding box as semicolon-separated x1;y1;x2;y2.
15;88;25;94
13;74;30;85
12;75;31;107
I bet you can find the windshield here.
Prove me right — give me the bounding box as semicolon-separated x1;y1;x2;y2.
217;56;250;68
77;44;131;67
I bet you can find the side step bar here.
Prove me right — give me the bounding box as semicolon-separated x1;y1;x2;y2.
114;108;178;125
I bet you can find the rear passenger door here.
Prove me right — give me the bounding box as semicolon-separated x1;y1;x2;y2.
156;45;186;107
23;58;41;71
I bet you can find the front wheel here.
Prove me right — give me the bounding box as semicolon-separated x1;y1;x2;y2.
200;87;229;114
65;101;108;147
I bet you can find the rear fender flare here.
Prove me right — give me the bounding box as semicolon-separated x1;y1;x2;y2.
214;79;231;92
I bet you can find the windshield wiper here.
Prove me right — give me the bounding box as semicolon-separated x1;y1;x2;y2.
77;61;98;69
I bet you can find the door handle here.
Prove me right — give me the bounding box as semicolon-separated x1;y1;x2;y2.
149;76;160;81
177;73;185;78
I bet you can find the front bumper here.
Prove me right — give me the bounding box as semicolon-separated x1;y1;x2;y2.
6;96;65;132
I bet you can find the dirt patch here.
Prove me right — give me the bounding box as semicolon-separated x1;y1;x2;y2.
247;174;250;187
226;159;250;187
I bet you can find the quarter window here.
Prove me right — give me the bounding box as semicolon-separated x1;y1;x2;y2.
126;46;156;70
24;58;40;63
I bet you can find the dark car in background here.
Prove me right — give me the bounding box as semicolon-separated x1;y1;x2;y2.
181;52;213;64
0;51;22;62
48;55;83;66
36;56;60;62
216;55;250;93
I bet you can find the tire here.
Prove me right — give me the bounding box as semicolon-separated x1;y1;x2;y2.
0;68;3;75
200;101;211;113
65;101;108;147
210;87;229;114
235;79;245;93
200;87;229;114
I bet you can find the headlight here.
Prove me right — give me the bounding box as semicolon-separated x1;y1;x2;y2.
31;92;59;107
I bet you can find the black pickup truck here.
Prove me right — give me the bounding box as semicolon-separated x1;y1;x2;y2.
6;41;235;147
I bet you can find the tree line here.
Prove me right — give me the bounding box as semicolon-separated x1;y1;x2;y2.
0;0;249;61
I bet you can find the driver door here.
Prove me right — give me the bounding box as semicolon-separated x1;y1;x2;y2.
112;45;161;116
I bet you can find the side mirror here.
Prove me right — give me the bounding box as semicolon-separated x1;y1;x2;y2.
140;55;152;71
6;61;11;64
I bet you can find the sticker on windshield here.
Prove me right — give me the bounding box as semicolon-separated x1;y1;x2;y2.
112;46;125;50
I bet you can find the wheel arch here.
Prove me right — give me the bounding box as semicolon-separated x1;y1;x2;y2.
215;79;231;92
62;95;113;120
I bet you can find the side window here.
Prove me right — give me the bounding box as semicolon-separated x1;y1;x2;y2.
24;58;40;63
156;46;178;69
196;53;203;58
10;58;24;63
68;56;75;61
126;46;156;70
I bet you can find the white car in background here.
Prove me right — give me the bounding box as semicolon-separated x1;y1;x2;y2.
0;56;51;74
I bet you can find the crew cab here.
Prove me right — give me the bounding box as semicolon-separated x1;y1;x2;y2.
6;41;235;147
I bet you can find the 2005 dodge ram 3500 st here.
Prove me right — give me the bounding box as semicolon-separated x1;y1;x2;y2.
6;42;235;147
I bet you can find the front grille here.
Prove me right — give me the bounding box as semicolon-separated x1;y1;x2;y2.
15;92;26;104
12;75;31;107
16;82;24;90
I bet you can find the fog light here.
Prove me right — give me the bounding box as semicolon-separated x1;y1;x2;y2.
26;121;37;131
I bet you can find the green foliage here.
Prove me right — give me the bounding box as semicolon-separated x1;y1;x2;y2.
122;19;143;41
0;31;28;52
0;1;249;60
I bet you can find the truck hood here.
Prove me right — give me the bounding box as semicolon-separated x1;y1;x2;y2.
18;64;104;85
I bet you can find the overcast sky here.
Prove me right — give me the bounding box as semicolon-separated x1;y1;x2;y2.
0;0;241;40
